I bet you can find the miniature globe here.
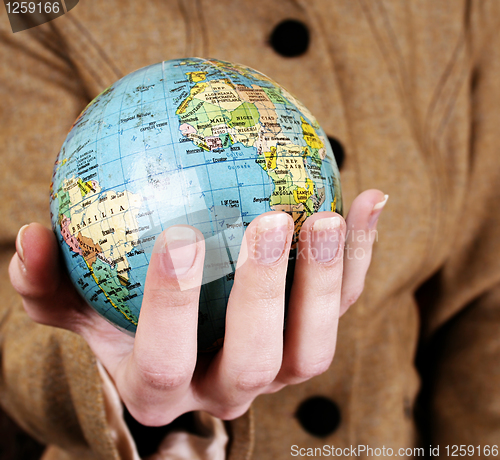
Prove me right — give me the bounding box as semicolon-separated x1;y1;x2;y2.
50;58;343;351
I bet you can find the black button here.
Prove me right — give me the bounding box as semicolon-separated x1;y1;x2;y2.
327;136;345;170
270;20;310;57
295;396;341;437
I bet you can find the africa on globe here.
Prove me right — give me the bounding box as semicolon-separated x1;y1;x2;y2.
50;58;343;351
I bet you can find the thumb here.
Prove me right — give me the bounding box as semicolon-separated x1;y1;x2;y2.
8;223;87;330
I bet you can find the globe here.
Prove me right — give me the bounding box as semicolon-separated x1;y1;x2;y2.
50;58;343;351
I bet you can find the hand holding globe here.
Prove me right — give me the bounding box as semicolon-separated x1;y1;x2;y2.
49;58;345;351
9;58;387;425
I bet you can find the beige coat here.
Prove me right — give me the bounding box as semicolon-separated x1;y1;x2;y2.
1;1;500;458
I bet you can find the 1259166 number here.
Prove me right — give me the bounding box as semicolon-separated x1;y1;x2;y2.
445;445;499;456
5;2;60;14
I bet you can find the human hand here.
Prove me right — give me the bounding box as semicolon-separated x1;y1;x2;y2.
9;189;387;426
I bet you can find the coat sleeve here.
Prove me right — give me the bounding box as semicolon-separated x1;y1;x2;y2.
0;14;122;459
421;0;500;448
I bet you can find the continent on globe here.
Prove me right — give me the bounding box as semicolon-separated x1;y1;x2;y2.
50;58;342;351
55;175;142;325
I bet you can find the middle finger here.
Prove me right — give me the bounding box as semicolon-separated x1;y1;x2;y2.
202;212;293;419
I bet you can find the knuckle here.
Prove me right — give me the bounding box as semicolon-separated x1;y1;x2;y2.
248;285;283;302
146;287;197;309
126;406;178;427
212;402;252;421
314;271;343;297
288;358;333;381
233;267;285;301
137;364;192;391
234;368;277;392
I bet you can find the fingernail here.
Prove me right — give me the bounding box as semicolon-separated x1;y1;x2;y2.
254;213;290;264
311;217;341;263
163;226;197;277
16;224;29;263
368;194;389;229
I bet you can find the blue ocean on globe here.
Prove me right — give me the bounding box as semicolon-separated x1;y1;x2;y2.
50;58;342;351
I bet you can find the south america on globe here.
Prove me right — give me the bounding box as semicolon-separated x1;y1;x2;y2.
50;58;343;351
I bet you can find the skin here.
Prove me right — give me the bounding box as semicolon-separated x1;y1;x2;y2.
9;189;385;426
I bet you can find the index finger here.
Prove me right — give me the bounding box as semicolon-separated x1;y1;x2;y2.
118;225;205;426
